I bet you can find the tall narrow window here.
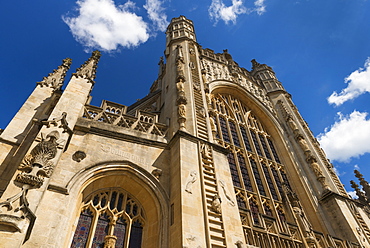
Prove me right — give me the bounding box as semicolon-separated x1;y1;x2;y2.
259;134;272;160
227;153;242;188
250;158;266;196
238;154;253;191
250;131;263;156
240;126;252;152
229;121;240;147
219;116;230;143
249;199;260;226
262;163;278;200
71;189;145;248
268;138;281;163
71;209;93;248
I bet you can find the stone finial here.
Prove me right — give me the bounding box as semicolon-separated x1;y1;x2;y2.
355;170;370;202
36;58;72;90
251;59;261;69
350;180;367;204
73;50;101;84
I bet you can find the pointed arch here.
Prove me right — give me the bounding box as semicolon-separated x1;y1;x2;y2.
65;161;169;248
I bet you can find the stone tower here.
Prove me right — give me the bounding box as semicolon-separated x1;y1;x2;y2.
0;16;369;248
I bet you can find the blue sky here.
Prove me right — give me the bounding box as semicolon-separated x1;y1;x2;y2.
1;0;370;196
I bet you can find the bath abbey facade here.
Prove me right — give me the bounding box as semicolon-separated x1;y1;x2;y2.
1;16;370;248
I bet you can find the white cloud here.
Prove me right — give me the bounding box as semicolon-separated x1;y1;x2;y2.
328;57;370;106
63;0;150;51
253;0;266;15
144;0;169;32
209;0;247;24
208;0;266;25
348;191;358;199
317;111;370;162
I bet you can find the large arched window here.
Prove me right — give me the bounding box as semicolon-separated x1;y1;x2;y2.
71;188;145;248
210;93;291;230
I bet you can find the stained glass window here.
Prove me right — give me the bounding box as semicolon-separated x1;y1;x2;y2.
210;94;292;230
250;158;266;196
268;138;281;163
271;166;284;197
92;212;109;248
249;199;260;226
264;204;273;217
229;121;240;147
262;163;278;200
219;116;230;143
240;126;252;152
129;220;143;248
71;189;145;248
71;208;93;248
236;194;247;209
259;134;272;160
227;153;242;188
250;131;263;156
114;216;127;247
277;208;286;222
238;154;253;191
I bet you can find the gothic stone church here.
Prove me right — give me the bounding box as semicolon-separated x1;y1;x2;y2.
0;16;370;248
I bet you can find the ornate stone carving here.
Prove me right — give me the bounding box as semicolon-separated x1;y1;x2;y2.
152;168;163;179
73;50;101;84
36;58;72;90
72;151;86;162
185;171;197;194
41;112;72;134
355;170;370;204
235;240;245;248
219;180;235;206
16;131;60;188
350;180;368;203
104;235;117;248
175;45;187;131
211;194;222;213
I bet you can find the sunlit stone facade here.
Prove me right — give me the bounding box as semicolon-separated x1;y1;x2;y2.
0;16;370;248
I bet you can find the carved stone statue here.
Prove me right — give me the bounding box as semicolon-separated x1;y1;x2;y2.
211;194;222;213
177;78;185;92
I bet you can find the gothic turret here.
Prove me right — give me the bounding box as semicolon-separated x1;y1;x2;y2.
166;15;196;47
251;59;285;93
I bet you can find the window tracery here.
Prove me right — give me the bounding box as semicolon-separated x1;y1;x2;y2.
71;188;145;248
210;93;293;234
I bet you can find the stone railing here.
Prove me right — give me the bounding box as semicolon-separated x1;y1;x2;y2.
82;104;168;138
